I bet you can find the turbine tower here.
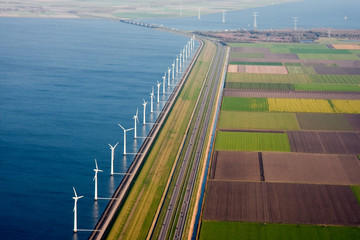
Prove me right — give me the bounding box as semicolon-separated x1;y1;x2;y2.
253;12;258;31
118;123;134;155
133;108;139;139
185;45;188;58
176;55;179;73
172;62;175;80
162;73;166;94
182;48;185;63
109;142;119;176
293;17;298;31
167;67;171;86
73;187;83;233
198;7;201;20
150;88;154;113
179;53;182;68
93;159;103;201
222;10;226;23
157;81;161;103
142;99;148;125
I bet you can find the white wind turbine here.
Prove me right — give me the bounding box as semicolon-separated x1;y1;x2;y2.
93;159;103;201
157;81;161;103
109;142;119;176
162;73;166;94
182;48;185;63
133;108;139;139
150;88;154;113
167;67;171;86
172;61;175;79
142;98;148;125
179;53;182;68
118;123;134;155
185;45;188;58
72;187;83;233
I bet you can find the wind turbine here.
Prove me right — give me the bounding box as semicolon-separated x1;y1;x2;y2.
253;12;258;31
222;10;226;23
142;99;148;125
150;88;154;113
176;55;179;73
167;67;171;86
172;62;175;79
73;187;83;233
157;81;161;103
109;142;119;176
162;73;166;94
179;53;182;68
133;108;139;139
185;45;188;58
182;48;185;63
93;159;103;201
118;123;134;155
198;7;201;20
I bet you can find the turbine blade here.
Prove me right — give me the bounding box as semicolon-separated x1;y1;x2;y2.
73;187;78;198
114;142;119;148
118;123;125;131
95;159;98;170
108;143;112;148
136;108;138;117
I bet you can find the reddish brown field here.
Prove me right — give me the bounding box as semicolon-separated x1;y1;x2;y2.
287;131;360;154
223;89;360;100
262;152;360;185
203;181;360;226
227;64;238;73
332;44;360;50
346;114;360;131
210;151;260;181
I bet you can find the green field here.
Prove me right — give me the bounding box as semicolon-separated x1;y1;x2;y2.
295;84;360;92
310;75;360;84
229;43;329;54
199;221;360;240
214;131;291;152
229;61;283;66
221;97;268;111
286;66;316;74
290;48;352;54
225;82;295;90
351;186;360;206
230;52;264;59
297;53;360;60
219;111;299;130
296;113;354;131
226;73;312;84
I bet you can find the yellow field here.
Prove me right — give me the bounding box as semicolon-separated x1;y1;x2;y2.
332;100;360;114
268;98;334;113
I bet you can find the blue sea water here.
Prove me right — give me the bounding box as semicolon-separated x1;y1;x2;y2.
0;18;193;240
144;0;360;31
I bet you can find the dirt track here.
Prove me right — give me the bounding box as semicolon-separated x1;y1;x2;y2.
223;89;360;99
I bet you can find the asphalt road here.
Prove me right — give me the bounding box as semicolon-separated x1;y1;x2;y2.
156;41;227;240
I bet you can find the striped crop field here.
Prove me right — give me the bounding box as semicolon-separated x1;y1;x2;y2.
332;100;360;114
226;73;312;84
297;53;360;60
286;66;316;74
295;84;360;92
268;98;334;113
221;97;268;112
290;48;352;54
214;131;291;152
218;111;300;130
310;75;360;84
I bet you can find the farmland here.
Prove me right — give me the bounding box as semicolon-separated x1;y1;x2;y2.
214;131;291;152
199;41;360;240
200;221;360;240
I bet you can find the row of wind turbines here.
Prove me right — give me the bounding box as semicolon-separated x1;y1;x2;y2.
72;35;196;233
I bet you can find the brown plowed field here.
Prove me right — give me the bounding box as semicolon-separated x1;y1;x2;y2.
210;151;260;181
287;131;360;154
314;66;360;75
262;152;360;185
296;113;354;131
203;181;360;226
346;114;360;130
223;89;360;100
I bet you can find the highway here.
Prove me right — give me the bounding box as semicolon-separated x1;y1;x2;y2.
155;41;227;240
88;37;203;240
